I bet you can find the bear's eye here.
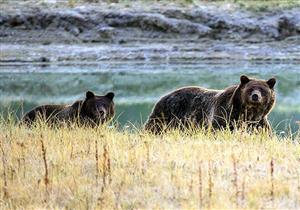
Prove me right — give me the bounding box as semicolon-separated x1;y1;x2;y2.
260;89;267;96
248;88;254;93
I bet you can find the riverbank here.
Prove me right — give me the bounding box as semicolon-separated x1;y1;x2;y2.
1;1;299;63
1;1;300;44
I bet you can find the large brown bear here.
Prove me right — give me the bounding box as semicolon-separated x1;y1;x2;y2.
22;91;115;126
145;75;276;134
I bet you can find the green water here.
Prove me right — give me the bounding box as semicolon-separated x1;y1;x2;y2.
0;61;299;133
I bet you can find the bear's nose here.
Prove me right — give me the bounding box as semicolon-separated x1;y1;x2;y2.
252;94;259;101
99;110;105;116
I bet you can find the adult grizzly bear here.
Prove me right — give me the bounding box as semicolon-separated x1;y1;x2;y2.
145;75;276;134
22;91;115;126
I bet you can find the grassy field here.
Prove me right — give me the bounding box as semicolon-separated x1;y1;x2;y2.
0;119;299;209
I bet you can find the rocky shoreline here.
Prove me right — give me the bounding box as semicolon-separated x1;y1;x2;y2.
0;3;299;62
1;3;300;43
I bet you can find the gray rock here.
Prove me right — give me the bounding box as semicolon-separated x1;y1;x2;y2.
0;5;299;43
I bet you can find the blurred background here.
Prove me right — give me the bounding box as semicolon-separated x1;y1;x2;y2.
0;0;299;132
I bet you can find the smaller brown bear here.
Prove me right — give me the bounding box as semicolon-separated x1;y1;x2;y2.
22;91;115;126
145;75;276;134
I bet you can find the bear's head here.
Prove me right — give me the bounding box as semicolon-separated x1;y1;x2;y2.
238;75;276;116
80;91;115;125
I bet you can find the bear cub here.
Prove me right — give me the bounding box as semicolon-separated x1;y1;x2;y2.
145;75;276;133
22;91;115;126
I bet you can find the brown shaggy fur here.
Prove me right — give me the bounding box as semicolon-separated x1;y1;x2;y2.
145;75;276;134
22;91;115;126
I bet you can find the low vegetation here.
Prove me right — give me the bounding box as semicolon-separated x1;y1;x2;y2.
0;118;299;209
69;0;300;11
1;0;299;11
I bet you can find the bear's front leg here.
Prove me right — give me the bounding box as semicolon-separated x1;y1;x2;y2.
257;117;272;134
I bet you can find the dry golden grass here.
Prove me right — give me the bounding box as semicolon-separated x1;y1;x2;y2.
0;119;299;209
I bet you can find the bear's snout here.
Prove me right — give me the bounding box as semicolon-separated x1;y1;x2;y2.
95;106;107;119
250;90;262;103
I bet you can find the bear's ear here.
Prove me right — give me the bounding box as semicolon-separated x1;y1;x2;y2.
105;92;114;100
240;75;250;85
267;78;276;89
86;91;95;99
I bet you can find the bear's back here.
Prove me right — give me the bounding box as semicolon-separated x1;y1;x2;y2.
22;104;67;124
146;86;220;130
